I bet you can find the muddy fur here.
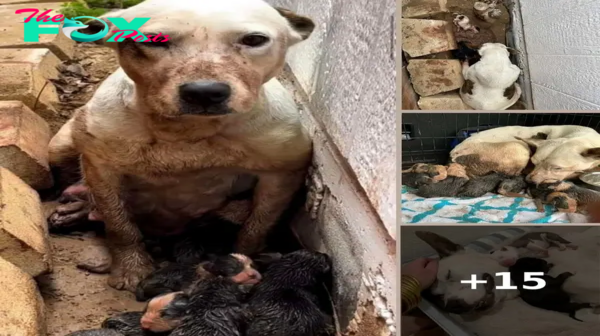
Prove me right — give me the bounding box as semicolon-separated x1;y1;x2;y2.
170;278;247;336
509;258;593;322
246;250;334;336
47;0;316;292
528;181;600;213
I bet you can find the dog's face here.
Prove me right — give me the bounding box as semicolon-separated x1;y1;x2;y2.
415;231;512;314
516;136;600;184
478;42;510;58
96;0;314;117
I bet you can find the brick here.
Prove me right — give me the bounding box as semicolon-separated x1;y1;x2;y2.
418;92;473;110
402;19;457;57
0;48;60;120
0;257;46;336
0;101;53;189
407;59;464;96
0;3;75;60
402;0;448;18
0;167;52;277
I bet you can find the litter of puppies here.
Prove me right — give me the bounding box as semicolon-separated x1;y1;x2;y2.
66;249;334;336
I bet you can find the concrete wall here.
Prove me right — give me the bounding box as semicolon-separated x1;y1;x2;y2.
518;0;600;110
267;0;397;334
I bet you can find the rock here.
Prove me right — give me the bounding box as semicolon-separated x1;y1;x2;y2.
0;256;46;336
407;59;464;96
0;167;52;277
76;244;112;274
0;48;61;120
0;101;53;189
402;19;457;57
418;92;472;110
402;0;449;18
0;4;75;60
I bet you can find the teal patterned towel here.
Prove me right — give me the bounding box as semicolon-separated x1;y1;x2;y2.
401;186;583;224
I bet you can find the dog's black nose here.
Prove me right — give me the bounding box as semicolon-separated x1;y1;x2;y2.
179;81;231;106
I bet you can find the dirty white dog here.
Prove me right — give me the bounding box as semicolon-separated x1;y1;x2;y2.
47;0;316;292
449;125;600;181
459;43;521;110
416;229;600;336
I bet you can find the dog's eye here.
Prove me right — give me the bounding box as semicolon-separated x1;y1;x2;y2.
240;34;270;47
141;34;170;48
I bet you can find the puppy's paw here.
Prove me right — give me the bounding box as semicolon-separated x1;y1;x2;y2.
305;165;325;219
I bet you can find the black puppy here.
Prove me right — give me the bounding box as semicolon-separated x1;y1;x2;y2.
65;330;124;336
135;253;262;301
246;250;334;336
452;41;481;66
101;312;159;336
170;278;247;336
509;257;592;321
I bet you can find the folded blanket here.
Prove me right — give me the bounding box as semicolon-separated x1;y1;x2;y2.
401;186;588;223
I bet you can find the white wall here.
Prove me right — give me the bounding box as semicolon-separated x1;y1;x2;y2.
519;0;600;110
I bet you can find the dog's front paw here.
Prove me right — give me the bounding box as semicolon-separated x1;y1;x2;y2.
108;250;154;292
305;165;325;219
235;235;267;256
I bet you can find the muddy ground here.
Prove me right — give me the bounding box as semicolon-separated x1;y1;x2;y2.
39;43;142;336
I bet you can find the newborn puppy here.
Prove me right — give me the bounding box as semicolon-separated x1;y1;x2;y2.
402;163;447;188
170;278;247;336
509;258;592;321
460;43;521;110
136;253;261;301
141;291;189;332
66;330;124;336
246;250;334;336
415;163;469;198
529;181;600;213
101;312;148;336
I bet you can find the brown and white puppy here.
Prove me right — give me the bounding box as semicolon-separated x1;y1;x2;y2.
47;0;315;292
141;291;189;332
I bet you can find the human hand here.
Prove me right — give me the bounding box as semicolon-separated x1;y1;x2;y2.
402;258;439;289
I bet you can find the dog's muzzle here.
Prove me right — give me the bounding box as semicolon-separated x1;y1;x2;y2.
179;80;232;115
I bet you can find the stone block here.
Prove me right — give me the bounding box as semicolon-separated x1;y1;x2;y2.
402;0;448;18
0;3;75;60
0;257;46;336
402;19;457;57
0;48;61;120
418;92;472;110
0;167;52;277
0;101;53;189
407;59;464;96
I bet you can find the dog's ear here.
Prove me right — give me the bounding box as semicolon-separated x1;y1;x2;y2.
274;7;315;42
415;231;464;258
581;148;600;159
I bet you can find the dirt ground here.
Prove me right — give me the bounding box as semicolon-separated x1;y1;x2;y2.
39;43;141;336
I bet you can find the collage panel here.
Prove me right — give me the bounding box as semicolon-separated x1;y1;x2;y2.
400;226;600;336
401;112;600;224
401;0;600;111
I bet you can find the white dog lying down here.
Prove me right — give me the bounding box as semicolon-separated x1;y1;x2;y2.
416;229;600;336
459;43;521;110
449;125;600;181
